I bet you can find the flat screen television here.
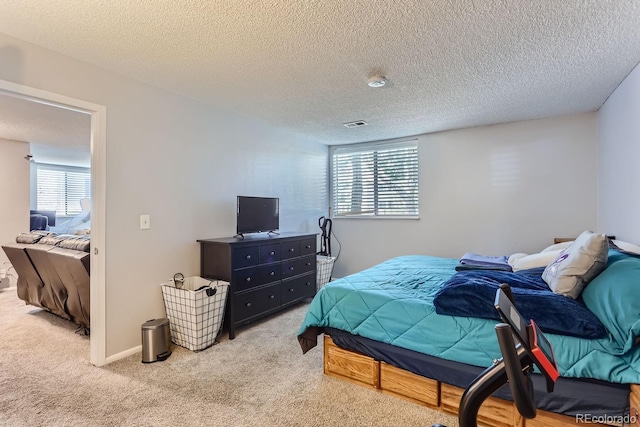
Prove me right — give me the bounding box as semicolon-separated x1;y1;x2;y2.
236;196;279;236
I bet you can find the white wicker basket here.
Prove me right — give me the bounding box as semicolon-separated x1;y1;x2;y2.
161;277;229;351
316;255;336;289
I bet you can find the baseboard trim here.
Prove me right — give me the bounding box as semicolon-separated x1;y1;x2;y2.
105;345;142;364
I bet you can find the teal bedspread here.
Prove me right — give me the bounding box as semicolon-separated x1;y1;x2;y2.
298;255;640;384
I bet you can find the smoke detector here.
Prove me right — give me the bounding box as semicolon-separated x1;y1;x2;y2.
368;76;387;88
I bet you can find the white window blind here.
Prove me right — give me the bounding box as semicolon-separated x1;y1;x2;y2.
331;141;419;217
36;164;91;216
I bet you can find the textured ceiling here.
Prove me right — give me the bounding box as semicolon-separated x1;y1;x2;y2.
0;94;91;166
0;1;640;145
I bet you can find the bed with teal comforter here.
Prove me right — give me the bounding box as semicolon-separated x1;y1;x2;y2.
298;254;640;385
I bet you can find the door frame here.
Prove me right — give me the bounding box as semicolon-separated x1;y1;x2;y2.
0;79;107;366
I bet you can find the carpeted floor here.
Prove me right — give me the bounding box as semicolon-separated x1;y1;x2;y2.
0;286;459;426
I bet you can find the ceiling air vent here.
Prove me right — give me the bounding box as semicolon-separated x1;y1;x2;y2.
342;120;368;128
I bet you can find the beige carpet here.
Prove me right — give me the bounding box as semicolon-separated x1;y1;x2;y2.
0;286;459;427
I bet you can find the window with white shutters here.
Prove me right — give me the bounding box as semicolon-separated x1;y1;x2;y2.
331;140;419;218
36;164;91;216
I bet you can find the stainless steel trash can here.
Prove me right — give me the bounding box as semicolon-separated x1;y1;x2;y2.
141;318;172;363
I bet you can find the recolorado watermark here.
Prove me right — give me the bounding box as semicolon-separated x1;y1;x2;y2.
575;413;637;424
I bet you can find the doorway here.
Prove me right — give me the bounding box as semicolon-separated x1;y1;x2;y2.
0;79;107;366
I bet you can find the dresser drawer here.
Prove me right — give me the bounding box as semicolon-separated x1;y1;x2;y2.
235;264;282;291
258;263;281;284
260;243;281;264
300;238;316;256
235;284;281;322
234;267;259;292
233;246;259;268
281;255;315;278
282;240;300;259
281;273;315;304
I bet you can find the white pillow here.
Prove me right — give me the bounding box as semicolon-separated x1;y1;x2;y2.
611;240;640;255
508;253;528;266
540;241;574;253
510;250;563;272
542;231;609;299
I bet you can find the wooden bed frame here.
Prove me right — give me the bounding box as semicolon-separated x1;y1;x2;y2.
323;335;640;427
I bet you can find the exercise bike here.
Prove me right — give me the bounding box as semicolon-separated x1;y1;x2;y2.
433;284;559;427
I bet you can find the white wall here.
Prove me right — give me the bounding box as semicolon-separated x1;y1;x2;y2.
332;113;598;277
598;63;640;244
0;138;30;283
0;33;328;358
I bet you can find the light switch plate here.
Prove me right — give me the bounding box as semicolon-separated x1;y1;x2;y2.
140;214;151;230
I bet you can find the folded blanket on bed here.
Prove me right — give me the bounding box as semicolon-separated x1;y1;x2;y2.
457;253;512;272
433;268;607;339
455;264;511;272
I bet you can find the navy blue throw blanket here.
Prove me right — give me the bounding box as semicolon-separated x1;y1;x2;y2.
433;268;607;339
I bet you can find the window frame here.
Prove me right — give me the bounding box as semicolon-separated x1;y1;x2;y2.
329;139;420;219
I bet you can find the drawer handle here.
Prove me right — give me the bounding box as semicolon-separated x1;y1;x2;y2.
245;302;251;307
306;262;311;266
289;248;295;252
270;251;275;255
246;277;251;282
269;271;275;276
289;288;294;292
269;295;275;299
305;245;311;249
289;266;294;271
246;255;251;260
306;282;311;286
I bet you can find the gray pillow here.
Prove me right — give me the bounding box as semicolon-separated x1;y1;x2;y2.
15;231;54;244
57;235;91;252
38;234;69;246
542;231;609;299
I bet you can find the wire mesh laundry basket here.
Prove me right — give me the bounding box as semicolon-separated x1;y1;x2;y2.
161;276;229;351
316;255;336;290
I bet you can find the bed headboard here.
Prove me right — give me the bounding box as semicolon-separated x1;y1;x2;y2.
553;235;616;244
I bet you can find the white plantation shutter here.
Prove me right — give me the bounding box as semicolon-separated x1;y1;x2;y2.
36;164;91;216
331;141;419;217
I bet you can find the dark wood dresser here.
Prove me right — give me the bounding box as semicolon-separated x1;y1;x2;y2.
197;232;317;339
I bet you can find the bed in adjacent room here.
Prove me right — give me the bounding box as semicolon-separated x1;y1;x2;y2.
297;233;640;426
